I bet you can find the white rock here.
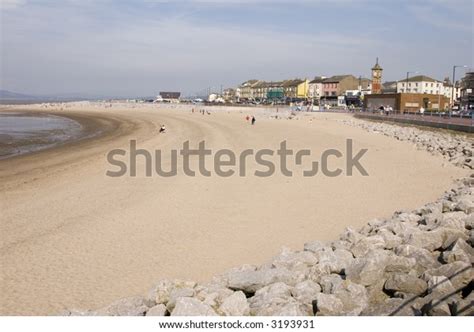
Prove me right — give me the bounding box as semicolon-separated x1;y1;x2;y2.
313;293;344;316
146;304;167;316
171;297;217;316
219;291;250;316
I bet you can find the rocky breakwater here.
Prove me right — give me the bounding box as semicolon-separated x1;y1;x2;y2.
341;117;473;169
64;120;473;316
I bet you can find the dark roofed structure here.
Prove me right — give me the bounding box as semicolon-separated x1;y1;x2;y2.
160;92;181;99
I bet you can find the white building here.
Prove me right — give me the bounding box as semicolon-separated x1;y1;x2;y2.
396;75;461;101
308;77;325;100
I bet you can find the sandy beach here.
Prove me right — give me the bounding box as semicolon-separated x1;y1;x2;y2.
0;103;468;315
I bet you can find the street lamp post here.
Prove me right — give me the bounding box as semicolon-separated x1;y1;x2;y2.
452;65;467;110
405;71;418;93
405;71;418;114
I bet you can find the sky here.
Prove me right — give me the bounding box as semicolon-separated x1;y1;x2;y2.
0;0;473;97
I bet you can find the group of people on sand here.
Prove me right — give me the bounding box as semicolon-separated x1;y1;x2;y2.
245;115;256;125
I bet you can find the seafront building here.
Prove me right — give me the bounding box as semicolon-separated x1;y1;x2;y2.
222;59;465;109
396;75;461;101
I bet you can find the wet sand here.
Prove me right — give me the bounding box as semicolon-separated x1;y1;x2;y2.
0;103;468;315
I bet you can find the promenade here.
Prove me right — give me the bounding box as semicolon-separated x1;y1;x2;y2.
355;112;474;133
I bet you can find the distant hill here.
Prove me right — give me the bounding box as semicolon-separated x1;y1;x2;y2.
0;89;156;102
0;89;39;100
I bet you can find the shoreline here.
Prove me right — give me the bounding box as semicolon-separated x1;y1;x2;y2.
0;108;121;162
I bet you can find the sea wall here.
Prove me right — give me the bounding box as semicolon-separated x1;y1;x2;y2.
65;117;473;316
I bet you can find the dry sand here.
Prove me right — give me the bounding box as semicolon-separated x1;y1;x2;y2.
0;103;467;315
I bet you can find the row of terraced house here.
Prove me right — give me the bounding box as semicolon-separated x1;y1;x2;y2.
222;59;471;110
233;75;372;107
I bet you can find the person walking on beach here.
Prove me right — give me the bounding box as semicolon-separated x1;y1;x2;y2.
251;116;256;125
246;115;250;122
159;124;166;133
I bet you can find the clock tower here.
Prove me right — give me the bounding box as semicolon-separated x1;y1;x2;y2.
371;58;383;94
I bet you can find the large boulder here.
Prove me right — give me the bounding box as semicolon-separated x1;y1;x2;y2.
350;235;385;258
166;287;195;311
171;298;217;316
345;251;388;286
426;275;455;296
291;280;321;307
248;282;298;316
226;267;294;294
422;261;473;290
319;274;344;294
218;291;250;316
93;296;149;316
146;304;168;316
270;247;317;270
394;245;440;274
384;273;428;295
312;293;344;316
334;281;369;315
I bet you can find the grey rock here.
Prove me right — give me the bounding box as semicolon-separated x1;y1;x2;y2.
449;238;474;259
377;229;402;249
384;274;428;295
350;235;385;258
440;228;468;249
291;280;321;306
464;214;474;230
146;304;168;316
345;255;387;286
272;302;309;316
333;248;355;271
313;293;344;316
441;249;471;264
340;227;363;244
439;212;467;230
421;300;452;316
303;241;327;253
452;293;474;316
394;245;440;273
94;296;149;316
248;282;293;316
426;276;455;296
218;291;249;316
171;297;217;316
384;255;416;273
405;228;444;251
442;200;457;213
226;267;293;293
271;247;317;270
319;274;344;294
422;261;473;290
334;281;369;315
455;198;474;214
166;287;195;311
361;298;415;316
